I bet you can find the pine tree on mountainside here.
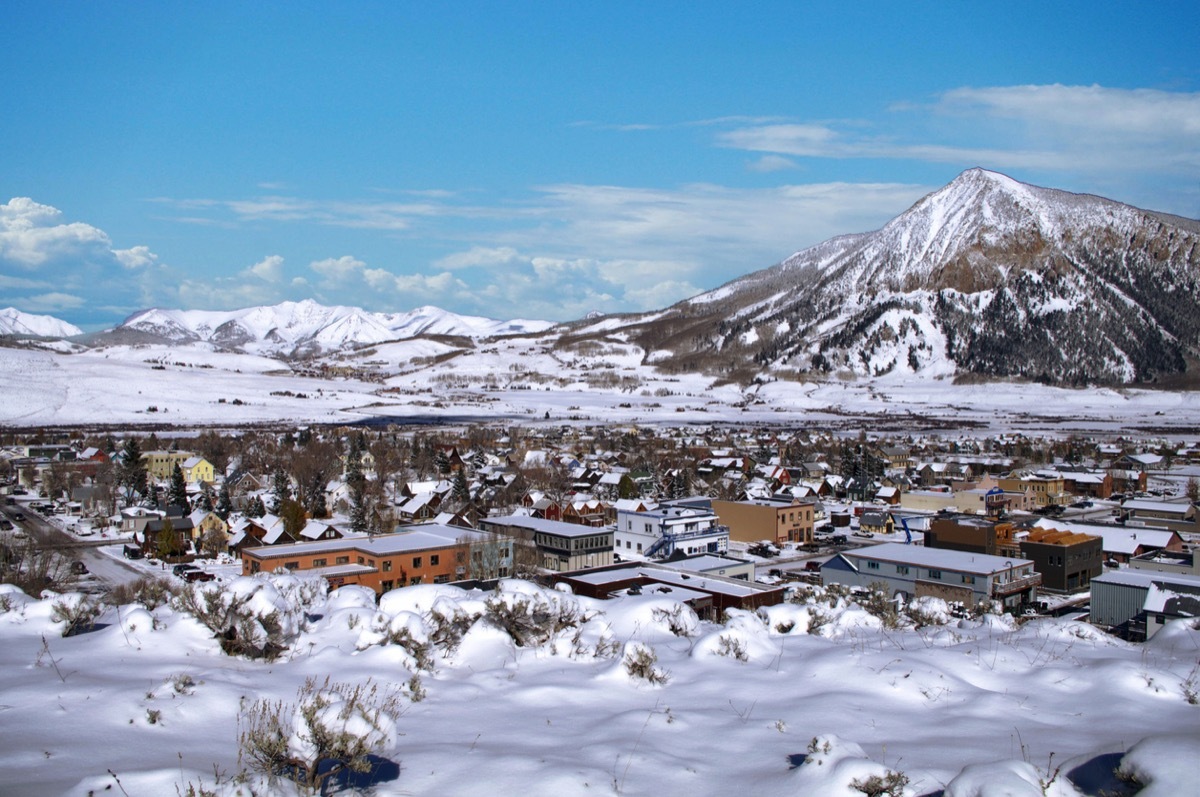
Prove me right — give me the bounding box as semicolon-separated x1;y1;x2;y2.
270;467;291;514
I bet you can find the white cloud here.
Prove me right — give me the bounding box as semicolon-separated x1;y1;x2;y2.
114;245;159;269
718;84;1200;176
0;197;113;268
22;292;85;312
248;254;285;282
435;246;522;270
310;255;367;281
746;155;798;173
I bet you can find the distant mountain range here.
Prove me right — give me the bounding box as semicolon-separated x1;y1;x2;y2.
82;300;555;356
582;168;1200;386
0;307;83;338
9;169;1200;386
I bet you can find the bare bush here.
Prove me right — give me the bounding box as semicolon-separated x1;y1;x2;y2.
850;770;910;797
105;575;179;610
51;594;102;637
623;643;669;685
239;677;402;795
484;592;584;648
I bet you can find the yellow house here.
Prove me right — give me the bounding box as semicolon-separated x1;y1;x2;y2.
182;455;215;484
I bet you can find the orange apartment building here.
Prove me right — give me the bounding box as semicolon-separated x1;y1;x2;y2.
239;524;512;594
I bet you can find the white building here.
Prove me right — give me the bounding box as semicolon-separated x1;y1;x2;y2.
615;505;728;559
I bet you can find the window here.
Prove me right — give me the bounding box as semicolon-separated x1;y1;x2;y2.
284;561;299;570
866;561;880;570
382;560;392;572
312;558;327;567
335;556;349;565
896;565;909;575
927;569;942;580
434;574;450;584
961;574;975;584
409;576;422;586
357;556;365;565
381;580;394;592
413;556;422;568
457;551;466;563
250;561;260;573
430;554;439;566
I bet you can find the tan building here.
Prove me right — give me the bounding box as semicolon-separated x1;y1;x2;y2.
712;498;815;545
997;473;1068;507
141;450;198;481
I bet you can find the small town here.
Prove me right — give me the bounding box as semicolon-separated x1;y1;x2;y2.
5;423;1198;643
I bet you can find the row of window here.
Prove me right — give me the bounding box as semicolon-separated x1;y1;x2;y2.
863;560;974;584
280;551;455;572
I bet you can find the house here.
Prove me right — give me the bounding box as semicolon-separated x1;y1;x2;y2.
823;543;1041;611
997;472;1068;508
181;456;215;484
239;524;512;593
562;498;607;527
859;510;894;536
188;509;231;547
227;515;297;550
479;514;613;572
1120;499;1196;527
711;497;815;545
1034;519;1183;565
397;492;442;523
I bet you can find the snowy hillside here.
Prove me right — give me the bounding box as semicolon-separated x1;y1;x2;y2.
0;575;1196;796
623;169;1200;385
98;300;555;356
0;307;82;338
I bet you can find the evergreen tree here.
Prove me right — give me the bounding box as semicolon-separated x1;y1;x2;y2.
452;468;471;504
305;472;329;519
119;437;148;502
270;467;291;514
215;482;234;520
279;498;308;538
197;482;215;512
169;463;190;509
246;495;266;518
346;441;369;533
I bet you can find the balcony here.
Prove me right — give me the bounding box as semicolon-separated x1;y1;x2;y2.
992;572;1042;597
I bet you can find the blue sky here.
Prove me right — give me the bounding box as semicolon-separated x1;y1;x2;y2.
2;2;1198;330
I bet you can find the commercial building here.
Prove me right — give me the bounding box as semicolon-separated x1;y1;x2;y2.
711;497;815;545
239;524;511;594
480;514;614;572
822;542;1041;610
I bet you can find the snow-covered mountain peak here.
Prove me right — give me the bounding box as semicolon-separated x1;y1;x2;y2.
0;307;83;338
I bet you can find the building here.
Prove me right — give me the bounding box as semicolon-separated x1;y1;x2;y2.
1018;527;1102;593
657;552;756;581
239;524;511;594
480;514;614;572
615;503;729;559
555;560;786;620
822;542;1041;610
997;472;1068;508
925;515;1004;555
711;497;815;545
141;450;198;481
180;455;215;484
1089;568;1200;640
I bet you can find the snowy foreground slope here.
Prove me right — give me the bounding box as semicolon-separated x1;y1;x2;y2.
0;576;1196;797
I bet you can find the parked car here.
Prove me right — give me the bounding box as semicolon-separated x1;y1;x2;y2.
11;512;25;521
172;563;199;577
804;560;823;572
0;520;12;530
122;545;143;560
183;569;215;583
70;561;89;575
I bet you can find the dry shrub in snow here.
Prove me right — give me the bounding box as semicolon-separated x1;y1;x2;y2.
239;676;402;795
173;574;316;660
792;734;910;796
49;593;102;637
483;583;587;648
104;575;178;610
623;642;669;685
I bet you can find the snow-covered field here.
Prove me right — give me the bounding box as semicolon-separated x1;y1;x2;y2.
3;341;1200;435
0;576;1196;796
